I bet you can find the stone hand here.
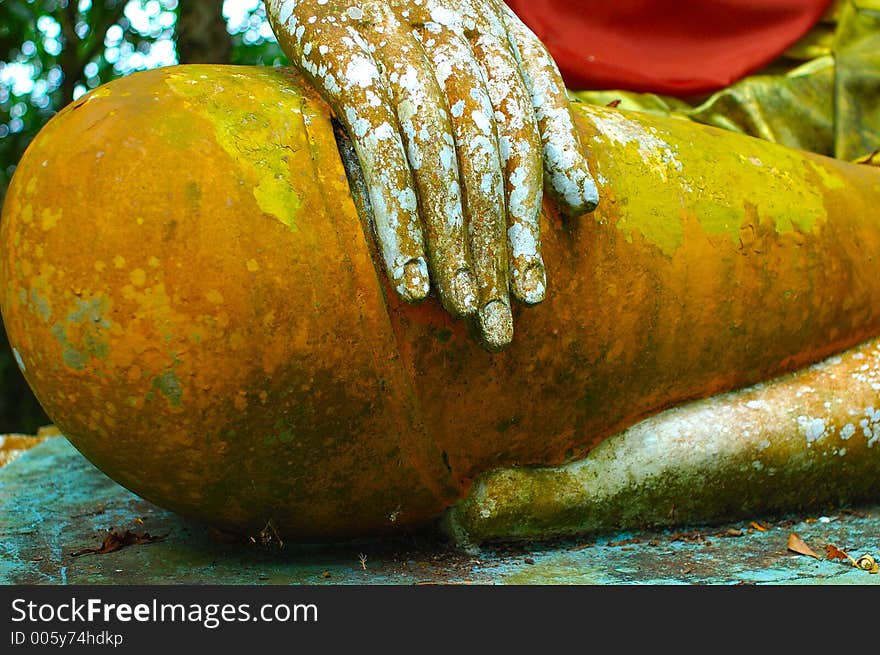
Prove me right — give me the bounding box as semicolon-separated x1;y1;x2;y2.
266;0;598;350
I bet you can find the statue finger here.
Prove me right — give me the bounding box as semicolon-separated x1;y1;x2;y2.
500;4;599;217
373;30;478;318
271;12;431;303
467;25;546;306
419;22;513;350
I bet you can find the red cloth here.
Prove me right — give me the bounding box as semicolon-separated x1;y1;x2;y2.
504;0;833;95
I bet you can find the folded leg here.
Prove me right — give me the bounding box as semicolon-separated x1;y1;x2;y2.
446;336;880;547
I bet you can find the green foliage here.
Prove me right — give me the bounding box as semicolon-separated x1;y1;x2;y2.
225;1;287;66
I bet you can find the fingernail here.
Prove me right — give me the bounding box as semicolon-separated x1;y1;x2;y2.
479;300;513;352
448;268;477;316
400;258;430;302
556;167;599;216
579;174;600;213
515;259;546;305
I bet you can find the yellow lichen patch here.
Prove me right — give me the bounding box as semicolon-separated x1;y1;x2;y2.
228;330;245;350
40;208;61;231
164;68;309;231
129;268;147;286
115;281;181;346
576;104;832;256
253;174;302;229
205;289;224;305
246;259;259;272
113;256;126;269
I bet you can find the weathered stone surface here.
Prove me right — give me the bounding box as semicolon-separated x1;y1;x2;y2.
1;438;878;585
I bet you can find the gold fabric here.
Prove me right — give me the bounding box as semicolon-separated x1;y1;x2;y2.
570;0;880;163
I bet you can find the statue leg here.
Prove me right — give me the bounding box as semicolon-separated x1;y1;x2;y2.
445;335;880;546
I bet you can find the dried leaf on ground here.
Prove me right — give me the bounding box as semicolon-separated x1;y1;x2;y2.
824;544;851;562
751;521;770;532
718;528;744;538
823;545;879;573
670;530;706;543
855;555;879;574
787;532;820;559
70;528;167;557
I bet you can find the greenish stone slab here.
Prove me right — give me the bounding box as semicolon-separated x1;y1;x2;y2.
2;438;878;585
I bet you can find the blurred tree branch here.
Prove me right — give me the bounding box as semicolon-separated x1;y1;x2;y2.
177;0;231;64
56;0;128;104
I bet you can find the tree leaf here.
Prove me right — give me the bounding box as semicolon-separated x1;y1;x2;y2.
70;528;167;557
854;555;878;573
824;544;851;562
787;532;820;559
